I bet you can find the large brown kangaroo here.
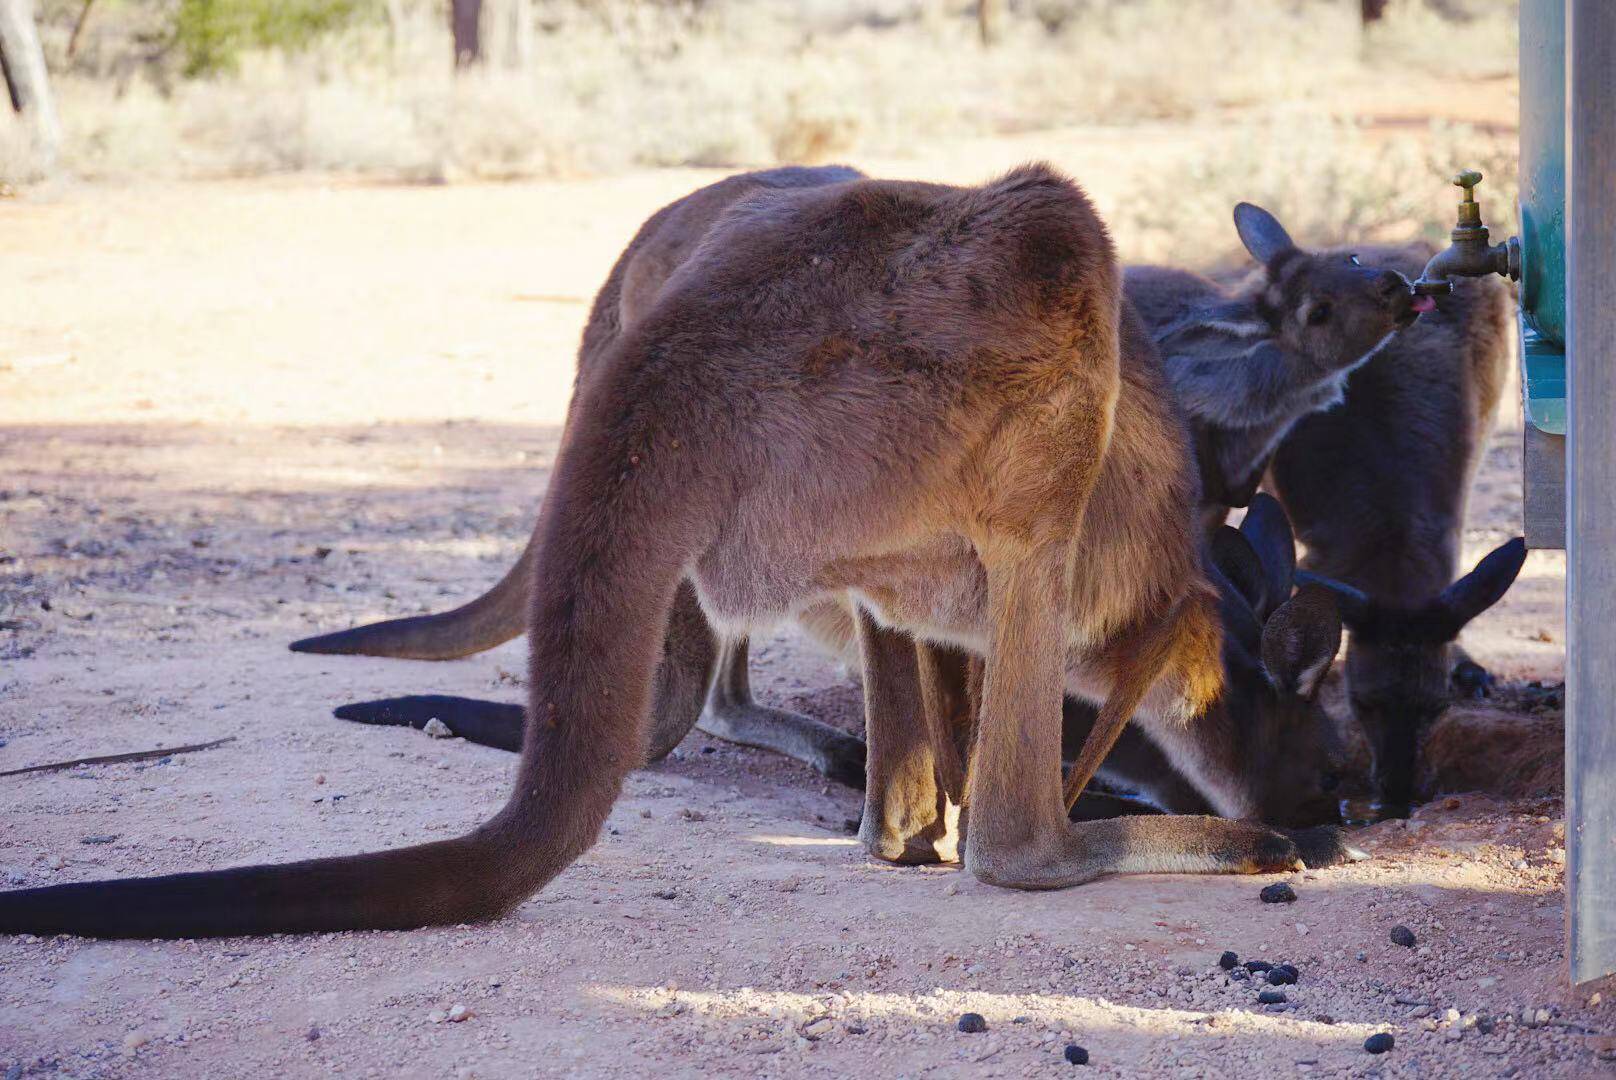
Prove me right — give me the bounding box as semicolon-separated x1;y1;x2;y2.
304;201;1426;825
0;164;1347;940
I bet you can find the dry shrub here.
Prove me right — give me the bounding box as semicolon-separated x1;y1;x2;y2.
13;0;1519;185
1109;117;1520;266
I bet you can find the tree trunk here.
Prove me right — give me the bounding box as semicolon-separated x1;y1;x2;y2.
977;0;1005;46
484;0;531;70
451;0;482;68
0;0;61;169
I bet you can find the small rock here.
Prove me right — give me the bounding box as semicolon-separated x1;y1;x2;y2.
1064;1044;1089;1065
1258;990;1287;1005
957;1013;988;1034
679;808;706;822
1260;883;1297;904
1364;1032;1395;1054
943;882;959;897
800;1016;833;1040
1228;967;1250;981
1356;951;1368;963
653;889;677;900
640;809;652;818
1218;951;1239;970
1267;964;1299;986
305;1026;321;1042
80;834;117;845
1389;925;1417;948
1244;960;1273;974
447;1005;472;1023
422;718;455;739
428;1010;448;1024
1012;1016;1030;1025
122;1030;150;1054
1410;1005;1434;1018
1476;1014;1497;1034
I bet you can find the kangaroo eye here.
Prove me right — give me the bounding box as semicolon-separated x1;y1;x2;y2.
1306;302;1332;326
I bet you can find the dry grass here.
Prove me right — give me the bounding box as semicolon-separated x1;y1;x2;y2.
1110;117;1520;264
4;0;1518;187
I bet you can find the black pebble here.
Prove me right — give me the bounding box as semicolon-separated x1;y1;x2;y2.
1390;925;1417;948
1260;883;1297;904
1364;1032;1395;1054
1228;967;1250;981
1267;964;1299;985
1258;989;1287;1004
1244;960;1273;973
1218;951;1239;970
957;1012;988;1034
1476;1014;1496;1034
1063;1044;1089;1065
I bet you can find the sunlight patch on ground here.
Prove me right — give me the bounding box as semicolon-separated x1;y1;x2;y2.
586;983;1386;1046
746;833;861;848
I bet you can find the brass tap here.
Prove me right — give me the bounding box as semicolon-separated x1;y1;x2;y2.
1412;170;1521;296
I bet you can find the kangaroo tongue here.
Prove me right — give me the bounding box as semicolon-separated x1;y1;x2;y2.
1411;295;1437;314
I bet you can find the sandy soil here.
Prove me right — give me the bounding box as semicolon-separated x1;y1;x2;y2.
0;140;1602;1078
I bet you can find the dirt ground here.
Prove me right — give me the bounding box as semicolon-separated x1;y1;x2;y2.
0;135;1601;1078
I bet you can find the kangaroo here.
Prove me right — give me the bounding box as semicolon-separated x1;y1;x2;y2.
310;203;1425;824
1126;205;1434;517
0;164;1353;940
335;495;1350;830
1254;248;1521;816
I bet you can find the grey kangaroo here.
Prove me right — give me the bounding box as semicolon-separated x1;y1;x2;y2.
1260;247;1521;816
0;164;1365;940
303;201;1426;826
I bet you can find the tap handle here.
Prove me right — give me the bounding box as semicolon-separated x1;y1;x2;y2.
1452;169;1483;200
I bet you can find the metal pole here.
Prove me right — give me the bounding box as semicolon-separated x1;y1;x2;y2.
1565;0;1616;988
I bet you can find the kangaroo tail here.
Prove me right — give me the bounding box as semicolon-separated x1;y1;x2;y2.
0;403;706;938
289;531;535;660
335;695;527;752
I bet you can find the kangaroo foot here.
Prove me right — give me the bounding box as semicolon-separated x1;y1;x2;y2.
696;703;867;789
967;815;1305;890
1283;824;1370;868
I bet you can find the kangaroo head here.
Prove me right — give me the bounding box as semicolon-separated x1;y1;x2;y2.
1231;202;1430;375
1299;537;1527;816
1207;494;1345;827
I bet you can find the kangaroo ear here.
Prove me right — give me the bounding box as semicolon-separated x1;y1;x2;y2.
1435;537;1527;630
1294;569;1371;628
1239;492;1295;620
1261;584;1343;699
1233;202;1298;268
1210;525;1266;614
1159;299;1269;341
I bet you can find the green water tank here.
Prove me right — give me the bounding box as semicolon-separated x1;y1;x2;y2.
1520;0;1567;345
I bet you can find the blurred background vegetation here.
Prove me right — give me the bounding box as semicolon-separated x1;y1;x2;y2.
1;0;1520;260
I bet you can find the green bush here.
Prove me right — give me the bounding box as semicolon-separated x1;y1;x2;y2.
173;0;378;76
